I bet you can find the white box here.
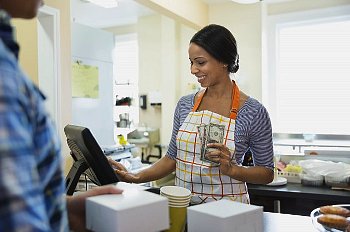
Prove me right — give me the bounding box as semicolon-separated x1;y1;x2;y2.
187;200;263;232
86;188;169;232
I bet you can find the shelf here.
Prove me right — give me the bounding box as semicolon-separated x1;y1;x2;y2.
273;138;350;148
115;83;133;85
114;80;137;85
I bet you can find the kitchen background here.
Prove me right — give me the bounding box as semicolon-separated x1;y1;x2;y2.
12;0;350;174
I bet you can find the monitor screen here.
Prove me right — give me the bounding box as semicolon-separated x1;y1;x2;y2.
64;124;119;195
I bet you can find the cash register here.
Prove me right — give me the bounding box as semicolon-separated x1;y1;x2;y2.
64;124;158;195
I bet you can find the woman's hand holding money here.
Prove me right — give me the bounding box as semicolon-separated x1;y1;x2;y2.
108;158;140;183
205;143;238;176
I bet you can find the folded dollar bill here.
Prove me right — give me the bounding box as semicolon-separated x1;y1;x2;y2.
197;123;225;165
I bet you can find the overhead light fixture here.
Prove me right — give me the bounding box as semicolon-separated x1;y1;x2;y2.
231;0;261;4
84;0;118;8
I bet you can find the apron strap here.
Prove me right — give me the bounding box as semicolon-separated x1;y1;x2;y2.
192;81;240;120
230;83;240;120
192;89;206;113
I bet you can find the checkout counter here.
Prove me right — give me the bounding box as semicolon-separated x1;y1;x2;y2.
84;182;319;232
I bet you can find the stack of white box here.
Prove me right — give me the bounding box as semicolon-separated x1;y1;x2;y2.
187;199;263;232
86;186;169;232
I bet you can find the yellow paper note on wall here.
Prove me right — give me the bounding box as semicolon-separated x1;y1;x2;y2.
72;63;99;98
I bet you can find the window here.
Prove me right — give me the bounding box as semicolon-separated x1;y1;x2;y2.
113;33;139;129
266;6;350;136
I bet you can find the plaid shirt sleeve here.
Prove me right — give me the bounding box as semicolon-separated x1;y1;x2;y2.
0;42;67;231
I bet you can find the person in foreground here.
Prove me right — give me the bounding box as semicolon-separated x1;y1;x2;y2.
110;24;274;205
0;1;122;231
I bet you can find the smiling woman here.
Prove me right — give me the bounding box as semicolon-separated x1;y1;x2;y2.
109;24;274;206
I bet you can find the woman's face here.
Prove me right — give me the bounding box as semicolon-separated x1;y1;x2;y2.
0;0;43;19
188;43;227;88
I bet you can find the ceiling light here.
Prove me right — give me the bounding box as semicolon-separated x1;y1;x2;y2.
231;0;261;4
84;0;118;8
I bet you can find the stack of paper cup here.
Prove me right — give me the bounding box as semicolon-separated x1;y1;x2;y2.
160;186;191;232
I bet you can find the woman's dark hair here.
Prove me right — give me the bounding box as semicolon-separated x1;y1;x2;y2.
190;24;239;73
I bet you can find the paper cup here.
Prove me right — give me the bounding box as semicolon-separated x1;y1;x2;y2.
168;203;189;208
161;192;191;199
160;193;191;201
164;197;191;204
166;205;187;232
160;186;191;198
161;186;191;232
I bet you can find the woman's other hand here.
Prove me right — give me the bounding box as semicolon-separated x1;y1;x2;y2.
205;143;238;176
108;158;140;183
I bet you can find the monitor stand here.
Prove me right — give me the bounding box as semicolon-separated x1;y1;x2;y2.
65;159;88;195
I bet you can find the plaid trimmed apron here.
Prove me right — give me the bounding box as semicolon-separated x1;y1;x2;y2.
175;83;249;205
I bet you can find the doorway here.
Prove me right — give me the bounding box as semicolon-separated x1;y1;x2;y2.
37;5;61;130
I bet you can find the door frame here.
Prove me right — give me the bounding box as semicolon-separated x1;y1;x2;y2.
37;5;61;131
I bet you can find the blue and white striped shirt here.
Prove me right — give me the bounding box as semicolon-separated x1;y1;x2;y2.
166;93;274;169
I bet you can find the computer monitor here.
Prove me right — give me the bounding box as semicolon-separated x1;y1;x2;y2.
64;124;119;195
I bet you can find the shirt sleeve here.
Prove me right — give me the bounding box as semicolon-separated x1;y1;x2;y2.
165;100;181;160
165;94;194;160
0;70;52;231
249;104;274;170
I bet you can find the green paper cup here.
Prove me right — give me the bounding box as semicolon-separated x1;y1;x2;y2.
160;186;191;232
166;205;187;232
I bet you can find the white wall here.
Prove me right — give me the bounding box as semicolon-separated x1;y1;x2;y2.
137;14;162;130
267;0;350;15
209;2;263;100
159;17;178;145
179;26;197;98
136;14;200;146
71;23;115;147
